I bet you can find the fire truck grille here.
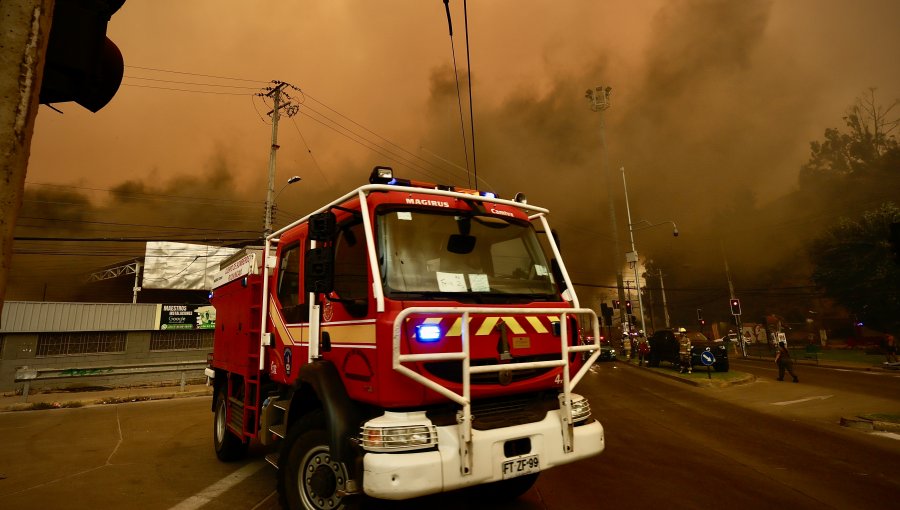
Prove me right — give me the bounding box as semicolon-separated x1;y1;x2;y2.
423;355;557;385
426;391;560;430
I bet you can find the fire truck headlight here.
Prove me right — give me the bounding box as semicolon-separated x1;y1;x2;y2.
570;394;592;424
415;324;442;342
360;413;438;452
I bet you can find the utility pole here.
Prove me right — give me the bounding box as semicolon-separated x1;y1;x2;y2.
260;81;302;235
722;242;744;356
585;86;626;341
263;82;287;236
622;166;646;337
0;0;53;310
659;270;671;329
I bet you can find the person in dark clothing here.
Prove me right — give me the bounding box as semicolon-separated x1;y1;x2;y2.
775;341;798;382
885;334;897;364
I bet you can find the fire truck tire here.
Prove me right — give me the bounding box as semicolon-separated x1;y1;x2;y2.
214;392;248;462
473;473;539;502
278;411;359;510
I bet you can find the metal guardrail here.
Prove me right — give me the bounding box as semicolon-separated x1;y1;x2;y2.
14;361;207;402
391;306;601;476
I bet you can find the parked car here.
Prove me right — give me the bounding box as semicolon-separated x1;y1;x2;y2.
691;342;729;372
648;329;729;372
647;329;682;368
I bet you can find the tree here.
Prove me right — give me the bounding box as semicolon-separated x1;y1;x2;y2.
809;203;900;333
800;89;899;183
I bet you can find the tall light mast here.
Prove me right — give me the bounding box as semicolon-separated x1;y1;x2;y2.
586;86;627;339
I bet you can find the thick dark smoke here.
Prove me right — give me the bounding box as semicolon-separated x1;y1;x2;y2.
422;0;898;326
10;0;898;328
9;153;266;302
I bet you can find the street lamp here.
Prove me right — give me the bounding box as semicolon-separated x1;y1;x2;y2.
269;175;301;230
621;166;678;336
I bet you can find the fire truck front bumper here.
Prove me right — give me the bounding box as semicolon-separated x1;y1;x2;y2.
361;407;605;500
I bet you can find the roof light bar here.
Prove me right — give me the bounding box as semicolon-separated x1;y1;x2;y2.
369;165;394;184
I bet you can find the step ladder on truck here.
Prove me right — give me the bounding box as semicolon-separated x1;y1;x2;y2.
205;166;605;510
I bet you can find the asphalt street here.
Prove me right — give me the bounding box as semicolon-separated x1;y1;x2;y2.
1;360;898;509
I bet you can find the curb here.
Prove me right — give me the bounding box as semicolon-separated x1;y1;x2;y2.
617;359;756;387
1;388;213;413
840;416;900;433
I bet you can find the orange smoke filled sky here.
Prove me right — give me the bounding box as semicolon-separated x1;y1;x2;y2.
14;0;900;306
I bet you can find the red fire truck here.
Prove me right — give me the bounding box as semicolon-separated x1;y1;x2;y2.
206;166;605;509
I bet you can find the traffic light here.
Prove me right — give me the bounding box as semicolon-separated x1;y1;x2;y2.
613;300;620;310
600;302;613;323
730;298;741;316
696;308;703;322
40;0;127;112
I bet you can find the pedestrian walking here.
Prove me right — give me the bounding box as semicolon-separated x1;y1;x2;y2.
775;341;798;382
885;334;898;364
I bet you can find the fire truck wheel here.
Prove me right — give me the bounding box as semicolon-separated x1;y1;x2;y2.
278;411;359;510
213;392;248;462
473;473;539;502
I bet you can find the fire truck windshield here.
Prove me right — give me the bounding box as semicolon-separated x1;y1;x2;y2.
378;209;560;302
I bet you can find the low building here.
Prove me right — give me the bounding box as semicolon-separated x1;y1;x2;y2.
0;301;214;393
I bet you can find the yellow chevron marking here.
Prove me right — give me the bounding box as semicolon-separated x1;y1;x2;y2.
447;317;472;337
547;316;560;323
526;316;548;334
423;317;442;324
476;316;500;336
502;317;526;334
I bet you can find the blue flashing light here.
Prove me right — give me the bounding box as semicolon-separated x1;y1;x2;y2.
208;291;214;299
387;178;398;185
416;324;442;342
480;191;497;199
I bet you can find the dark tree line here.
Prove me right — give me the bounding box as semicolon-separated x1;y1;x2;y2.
805;89;900;334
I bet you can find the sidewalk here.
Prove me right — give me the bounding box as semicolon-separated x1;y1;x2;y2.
0;382;213;412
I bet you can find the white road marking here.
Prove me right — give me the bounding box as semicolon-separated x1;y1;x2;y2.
771;395;833;406
168;460;266;510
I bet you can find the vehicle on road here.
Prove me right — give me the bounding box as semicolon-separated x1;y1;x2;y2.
206;167;606;509
581;336;616;361
648;329;729;372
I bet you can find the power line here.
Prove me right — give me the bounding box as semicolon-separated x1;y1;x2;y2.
125;65;266;84
121;83;252;96
123;75;260;90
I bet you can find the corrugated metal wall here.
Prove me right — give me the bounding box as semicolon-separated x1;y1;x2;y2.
0;302;159;333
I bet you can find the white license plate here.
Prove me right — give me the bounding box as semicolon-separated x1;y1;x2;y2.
501;454;540;479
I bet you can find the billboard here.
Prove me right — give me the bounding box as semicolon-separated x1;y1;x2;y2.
142;242;239;290
158;304;216;330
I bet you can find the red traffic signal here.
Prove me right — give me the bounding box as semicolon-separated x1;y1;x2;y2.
730;299;741;316
613;300;620;310
625;300;632;314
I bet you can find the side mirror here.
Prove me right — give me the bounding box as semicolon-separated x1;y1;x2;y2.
304;247;334;294
309;211;336;241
